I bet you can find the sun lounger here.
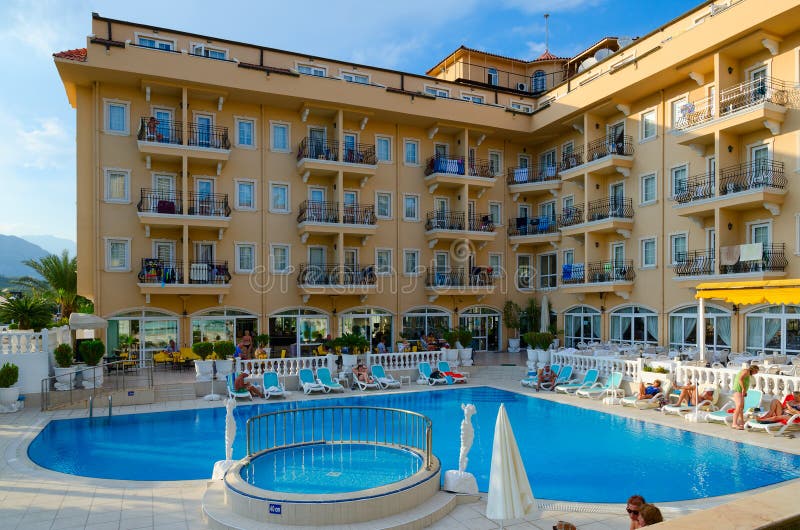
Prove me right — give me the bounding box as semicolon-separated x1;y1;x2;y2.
371;365;401;389
226;373;252;401
576;371;623;399
707;390;762;425
298;368;327;394
316;367;344;392
438;360;468;383
745;413;800;436
662;385;719;416
354;371;381;391
419;361;447;385
542;365;573;390
262;371;285;398
521;364;560;388
621;379;672;409
555;369;598;393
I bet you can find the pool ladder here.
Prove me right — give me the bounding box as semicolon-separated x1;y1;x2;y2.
88;395;113;419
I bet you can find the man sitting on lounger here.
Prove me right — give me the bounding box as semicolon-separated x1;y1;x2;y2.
234;372;264;398
758;391;800;423
353;360;375;384
536;364;557;391
636;379;662;399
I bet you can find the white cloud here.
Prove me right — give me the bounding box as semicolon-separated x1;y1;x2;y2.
524;41;548;59
0;0;87;59
0;111;72;171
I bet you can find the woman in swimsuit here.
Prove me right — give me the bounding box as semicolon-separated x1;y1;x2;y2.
731;364;759;430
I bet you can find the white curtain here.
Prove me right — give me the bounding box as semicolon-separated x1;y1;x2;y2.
716;316;731;347
646;316;658;343
764;318;781;349
621;316;632;342
746;317;763;350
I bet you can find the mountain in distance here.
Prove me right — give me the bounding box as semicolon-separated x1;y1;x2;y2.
21;235;76;257
0;235;50;278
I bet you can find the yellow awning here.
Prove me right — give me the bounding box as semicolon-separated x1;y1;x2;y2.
695;279;800;305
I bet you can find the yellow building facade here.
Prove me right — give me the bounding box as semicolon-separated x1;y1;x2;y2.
55;1;800;357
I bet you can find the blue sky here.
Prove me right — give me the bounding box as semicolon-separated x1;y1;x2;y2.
0;0;701;242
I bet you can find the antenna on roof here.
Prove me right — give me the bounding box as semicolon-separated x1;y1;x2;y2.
544;13;550;53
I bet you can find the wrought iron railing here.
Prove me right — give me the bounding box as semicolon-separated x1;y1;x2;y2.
426;267;494;288
468;213;495;231
674;172;715;204
561;262;586;285
137;189;183;214
673;249;715;276
507;216;558;236
187;121;230;149
586;260;635;283
720;243;787;274
296;138;377;165
424;154;495;178
137;117;182;145
443;61;566;96
719;160;786;195
506;163;559;185
245;406;433;470
560;146;584;171
187;191;231;217
558;205;585;227
296;201;377;225
720;77;798;116
586;197;633;221
343;143;377;165
138;259;231;285
425;211;495;232
674;96;716;130
297;264;377;286
586;134;634;161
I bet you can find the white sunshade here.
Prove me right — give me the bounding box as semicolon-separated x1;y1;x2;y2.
68;312;108;330
540;294;550;333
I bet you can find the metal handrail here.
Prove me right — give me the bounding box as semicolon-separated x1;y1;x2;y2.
586;134;634;160
674;172;715;204
138;188;183;214
586;260;635;283
586;197;633;221
558;205;585;227
673;249;715;276
560;146;584;171
245;406;433;470
507;216;558;236
297;201;377;225
424;154;495;178
297;263;377;286
720;243;787;274
719;160;786;195
506;163;559;185
138;258;231;285
425;210;495;232
426;267;494;288
187;121;230;150
137;117;182;145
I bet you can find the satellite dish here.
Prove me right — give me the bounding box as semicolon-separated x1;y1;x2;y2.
577;57;598;72
594;48;613;61
617;36;634;48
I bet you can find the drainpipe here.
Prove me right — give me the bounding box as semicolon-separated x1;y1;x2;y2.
659;89;666;349
93;81;101;317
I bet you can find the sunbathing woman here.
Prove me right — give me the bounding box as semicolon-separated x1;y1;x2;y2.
758;391;800;423
353;360;375;384
636;379;661;399
673;383;713;406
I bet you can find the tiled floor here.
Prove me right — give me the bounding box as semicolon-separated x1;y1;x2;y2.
3;360;799;529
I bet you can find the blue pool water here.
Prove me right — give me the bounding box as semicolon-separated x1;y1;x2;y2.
242;443;422;493
29;386;800;502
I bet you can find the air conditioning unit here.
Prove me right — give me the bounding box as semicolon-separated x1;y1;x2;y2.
517;82;528;92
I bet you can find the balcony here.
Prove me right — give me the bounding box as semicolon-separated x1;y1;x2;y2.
136;117;231;163
137;189;231;233
296;264;377;301
584;197;634;237
423;155;496;193
720;243;787;278
674;78;795;145
560;260;635;297
506;164;561;199
673;172;716;218
425;267;495;301
507;216;560;250
558;136;634;180
297;201;377;242
424;210;496;247
672;249;715;284
137;259;231;301
296;138;377;182
557;205;585;238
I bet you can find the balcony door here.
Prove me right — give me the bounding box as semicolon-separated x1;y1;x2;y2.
611;243;625;266
343;133;357;162
538;201;555;222
195;178;214;215
153;108;173;142
608;121;625;144
309;127;326;158
195;114;212;147
309;247;326;267
154;240;175;265
750;222;770;246
195;242;214;264
750;67;767;99
610;182;625;216
154;174;176;195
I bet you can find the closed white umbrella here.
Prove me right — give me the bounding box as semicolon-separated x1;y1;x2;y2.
540;295;550;333
486;404;537;526
225;397;237;460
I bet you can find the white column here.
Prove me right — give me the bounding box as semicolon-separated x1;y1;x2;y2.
697;296;706;363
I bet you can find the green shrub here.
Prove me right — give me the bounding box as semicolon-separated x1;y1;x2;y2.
255;334;270;348
192;341;213;360
654;366;670;374
642;365;653;372
522;331;554;350
458;327;474;348
214;341;235;359
54;343;73;368
79;340;105;366
442;329;459;347
0;363;19;388
502;301;522;337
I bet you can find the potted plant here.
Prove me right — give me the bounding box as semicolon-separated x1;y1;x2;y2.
79;339;105;389
53;343;74;390
523;331;554;369
193;341;214;382
0;362;20;408
255;334;271;357
458;327;474;365
503;301;522;353
213;341;235;379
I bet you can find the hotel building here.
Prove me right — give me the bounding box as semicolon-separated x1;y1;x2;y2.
54;1;800;358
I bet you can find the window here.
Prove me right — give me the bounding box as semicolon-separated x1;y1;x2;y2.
270;244;290;273
562;195;574;212
270;183;289;213
462;93;485;104
745;305;800;355
106;238;130;271
641;109;657;140
270;122;290;152
376;135;391;162
235;243;256;273
563;249;574;266
641;238;656;268
489;202;502;225
236;180;255;210
342;71;369;84
538;253;557;289
487;68;499;86
137;35;174;51
564;306;601;347
670;165;688;197
424;86;449;98
510;101;533;112
235;118;255;147
670;233;687;265
191;44;227;60
516;255;532;290
532;70;547;92
403;194;419;221
376;192;392;219
489;151;502;176
104;100;129;135
489;253;502;277
403;250;420;275
404;139;419;165
376;249;392;275
610;306;658;345
641;173;656;204
670;305;731;352
104;169;129;203
297;64;326;77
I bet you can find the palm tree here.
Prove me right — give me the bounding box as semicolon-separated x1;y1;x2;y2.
0;295;53;331
15;251;79;319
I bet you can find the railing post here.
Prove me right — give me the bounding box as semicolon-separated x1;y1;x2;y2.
425;423;432;470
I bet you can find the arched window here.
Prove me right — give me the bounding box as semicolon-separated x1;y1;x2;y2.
402;307;450;340
532;70;546;93
669;305;730;352
564;306;601;347
268;308;328;356
459;306;501;351
610;306;658;345
745;305;800;354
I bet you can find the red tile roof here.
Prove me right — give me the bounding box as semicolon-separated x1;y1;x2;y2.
53;48;87;62
535;50;566;62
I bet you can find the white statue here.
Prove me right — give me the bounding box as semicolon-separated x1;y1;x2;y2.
443;403;479;494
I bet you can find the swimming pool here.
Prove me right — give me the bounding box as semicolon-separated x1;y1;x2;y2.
29;386;800;502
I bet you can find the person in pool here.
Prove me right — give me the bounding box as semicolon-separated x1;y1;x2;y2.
626;494;646;529
636;379;661;400
731;364;760;430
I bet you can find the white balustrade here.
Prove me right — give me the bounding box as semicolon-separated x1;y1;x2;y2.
367;350;442;371
674;363;800;398
236;356;329;378
551;351;629;380
0;326;69;394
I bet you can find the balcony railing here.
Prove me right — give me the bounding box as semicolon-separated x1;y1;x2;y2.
558;205;585;228
426;267;494;288
137;117;182;145
506;163;559;185
137;189;230;217
586;135;634;161
187;122;230;150
674;172;715;204
673;249;715;277
296;138;377;165
507;216;558;236
586;260;635;283
586;197;633;221
425;211;495;232
444;62;566;95
720;243;787;275
138;259;231;285
424;155;495;178
296;264;377;286
719;160;786;195
296;201;376;225
560;146;584;171
561;263;585;285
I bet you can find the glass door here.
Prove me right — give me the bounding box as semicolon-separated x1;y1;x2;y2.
153;108;172;142
343;190;357;223
751;67;767;100
309;127;325;158
195;178;214;215
610;182;624;217
195;114;212;147
343;133;357;162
